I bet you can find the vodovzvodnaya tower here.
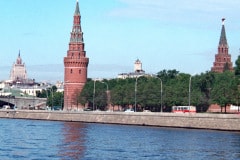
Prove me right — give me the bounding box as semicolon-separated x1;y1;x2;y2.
64;0;89;110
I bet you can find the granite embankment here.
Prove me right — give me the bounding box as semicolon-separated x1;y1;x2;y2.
0;110;239;131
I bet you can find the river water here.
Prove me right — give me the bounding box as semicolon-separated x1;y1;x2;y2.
0;118;239;160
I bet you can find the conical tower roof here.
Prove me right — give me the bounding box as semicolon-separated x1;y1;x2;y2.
219;18;228;46
75;0;80;15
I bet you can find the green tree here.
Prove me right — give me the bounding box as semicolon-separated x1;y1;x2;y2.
193;72;215;112
138;77;162;111
45;86;63;109
79;79;93;108
79;79;108;110
210;71;238;113
157;69;179;82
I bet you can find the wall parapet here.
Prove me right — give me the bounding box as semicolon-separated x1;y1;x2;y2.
0;110;239;131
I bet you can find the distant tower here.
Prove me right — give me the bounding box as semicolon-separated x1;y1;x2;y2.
10;50;27;82
134;59;145;73
211;18;233;72
64;0;89;110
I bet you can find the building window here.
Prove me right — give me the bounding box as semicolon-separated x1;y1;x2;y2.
79;69;81;74
70;69;73;74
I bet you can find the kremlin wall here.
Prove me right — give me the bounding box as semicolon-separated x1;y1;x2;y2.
0;110;239;131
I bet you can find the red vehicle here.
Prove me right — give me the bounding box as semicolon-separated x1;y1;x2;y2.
172;106;196;113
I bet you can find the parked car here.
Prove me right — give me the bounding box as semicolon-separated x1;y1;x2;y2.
84;108;92;111
53;106;62;111
2;105;10;109
143;110;151;112
124;109;134;112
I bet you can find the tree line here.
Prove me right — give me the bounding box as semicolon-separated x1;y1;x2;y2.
79;56;240;113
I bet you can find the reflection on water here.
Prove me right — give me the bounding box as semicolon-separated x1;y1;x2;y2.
59;122;87;159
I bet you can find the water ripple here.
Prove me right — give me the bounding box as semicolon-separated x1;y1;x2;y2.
0;119;239;160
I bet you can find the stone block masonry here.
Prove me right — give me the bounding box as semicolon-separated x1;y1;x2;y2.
0;110;239;131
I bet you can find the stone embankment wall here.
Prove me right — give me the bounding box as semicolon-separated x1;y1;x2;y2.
0;110;239;131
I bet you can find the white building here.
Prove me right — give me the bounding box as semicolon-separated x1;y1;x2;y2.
118;59;149;79
9;51;28;82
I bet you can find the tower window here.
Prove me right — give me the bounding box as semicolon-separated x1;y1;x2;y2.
79;69;81;74
70;69;73;74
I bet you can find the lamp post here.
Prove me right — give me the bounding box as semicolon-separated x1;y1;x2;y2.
93;80;96;111
153;75;163;112
64;81;69;111
66;85;68;110
32;84;35;110
134;76;139;112
102;81;109;91
102;82;109;110
32;79;35;110
50;88;54;110
156;77;163;112
189;75;192;110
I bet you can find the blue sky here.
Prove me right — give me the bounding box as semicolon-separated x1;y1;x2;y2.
1;0;240;83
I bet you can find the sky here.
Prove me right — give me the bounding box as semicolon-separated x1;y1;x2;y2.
1;0;240;83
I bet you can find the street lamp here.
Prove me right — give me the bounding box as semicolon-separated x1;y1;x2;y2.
156;77;163;112
152;75;163;112
134;76;139;112
93;80;109;111
93;80;96;111
189;75;192;109
32;84;35;109
102;81;109;110
50;88;54;110
64;81;69;111
102;81;109;91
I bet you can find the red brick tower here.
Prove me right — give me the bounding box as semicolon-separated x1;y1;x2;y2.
211;18;233;72
64;0;89;110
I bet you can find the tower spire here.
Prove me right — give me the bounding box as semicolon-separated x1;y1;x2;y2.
219;18;228;46
71;0;83;42
75;0;80;15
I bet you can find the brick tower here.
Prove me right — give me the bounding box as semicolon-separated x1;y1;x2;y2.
211;18;233;72
64;0;89;110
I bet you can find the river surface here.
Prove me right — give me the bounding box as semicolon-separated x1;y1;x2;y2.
0;118;239;160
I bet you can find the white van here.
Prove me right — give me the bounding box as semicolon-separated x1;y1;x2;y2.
2;105;10;109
